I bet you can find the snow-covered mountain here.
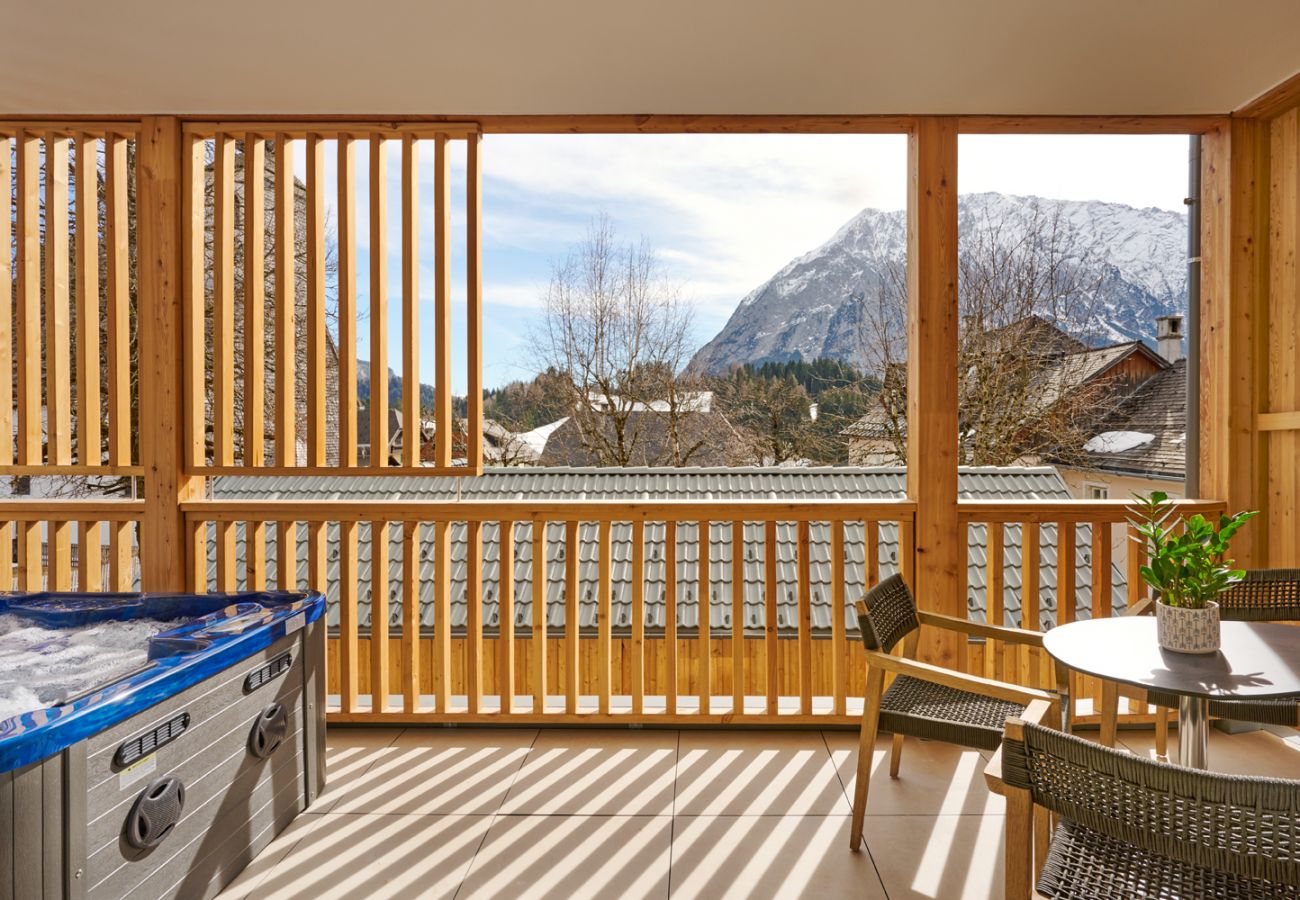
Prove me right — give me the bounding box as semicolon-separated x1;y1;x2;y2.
689;193;1188;375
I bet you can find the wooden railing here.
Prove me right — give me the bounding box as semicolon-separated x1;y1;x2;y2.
958;498;1227;726
180;498;917;725
0;500;143;592
170;496;1224;728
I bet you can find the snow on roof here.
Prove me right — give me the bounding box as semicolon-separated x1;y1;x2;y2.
516;417;570;456
1084;430;1155;454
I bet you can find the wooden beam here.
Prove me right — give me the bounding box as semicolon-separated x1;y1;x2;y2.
45;136;72;466
401;135;420;467
433;135;452;467
907;117;963;667
74;135;101;469
1235;71;1300;120
137;116;205;590
369;134;389;467
466;133;484;472
306;135;328;466
1200;119;1268;565
243;137;266;466
338;137;359;465
15;132;40;467
105;136;131;466
274;134;296;465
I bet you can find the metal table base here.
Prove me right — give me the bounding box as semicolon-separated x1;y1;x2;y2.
1179;695;1210;769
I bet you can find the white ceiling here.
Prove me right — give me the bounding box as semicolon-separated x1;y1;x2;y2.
4;0;1297;117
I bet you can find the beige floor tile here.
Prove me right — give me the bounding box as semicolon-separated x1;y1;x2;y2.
216;819;310;899
866;814;1006;900
458;814;672;899
674;730;849;816
309;727;408;814
669;815;886;899
324;728;537;815
823;732;1002;817
1119;725;1300;774
248;812;491;900
498;728;678;815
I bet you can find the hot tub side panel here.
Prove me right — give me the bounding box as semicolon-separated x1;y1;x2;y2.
2;616;325;900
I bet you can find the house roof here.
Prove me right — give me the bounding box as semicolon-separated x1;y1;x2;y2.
1067;358;1187;479
210;466;1125;638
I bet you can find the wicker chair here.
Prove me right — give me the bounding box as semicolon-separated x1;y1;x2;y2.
848;573;1059;851
1099;569;1300;755
988;699;1300;899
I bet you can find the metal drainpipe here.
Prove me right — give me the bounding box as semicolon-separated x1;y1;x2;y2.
1185;135;1201;498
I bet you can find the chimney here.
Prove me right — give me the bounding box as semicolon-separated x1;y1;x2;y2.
1156;314;1184;362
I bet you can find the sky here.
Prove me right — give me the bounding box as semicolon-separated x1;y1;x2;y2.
297;133;1192;393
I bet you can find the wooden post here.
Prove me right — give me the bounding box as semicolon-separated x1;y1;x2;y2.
1200;119;1268;566
137;117;205;590
907;117;962;667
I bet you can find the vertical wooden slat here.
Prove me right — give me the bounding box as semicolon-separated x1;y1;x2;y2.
1057;522;1076;626
339;520;360;713
370;520;390;713
899;518;916;586
433;520;452;712
401;520;421;713
764;519;779;714
369;134;389;467
307;520;327;592
631;520;646;716
50;522;72;590
243;137;266;465
564;519;579;713
109;521;131;591
274;134;296;466
246;520;266;590
466;133;484;472
337;137;358;465
213;135;236;465
0;522;12;591
498;520;516;713
305;135;327;466
433;135;452;468
182;133;205;471
531;520;548;714
596;519;612;715
986;523;1006;680
1020;523;1041;686
15;132;40;466
797;520;812;715
698;520;711;716
75;134;101;468
46;136;72;466
466;520;484;713
105;135;131;466
401;135;420;467
278;521;297;590
1089;522;1112;711
216;521;237;591
866;520;880;587
0;135;11;468
78;521;103;591
731;520;745;717
186;519;206;593
1125;522;1145;609
831;520;847;716
665;520;678;715
19;521;41;590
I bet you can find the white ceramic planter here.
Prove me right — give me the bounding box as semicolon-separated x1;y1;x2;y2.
1155;599;1221;654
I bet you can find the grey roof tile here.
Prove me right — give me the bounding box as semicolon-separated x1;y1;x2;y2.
210;466;1126;637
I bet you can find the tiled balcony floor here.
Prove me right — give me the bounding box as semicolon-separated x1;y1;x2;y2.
221;725;1300;899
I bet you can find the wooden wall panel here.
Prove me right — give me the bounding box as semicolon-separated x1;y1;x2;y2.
1266;108;1300;564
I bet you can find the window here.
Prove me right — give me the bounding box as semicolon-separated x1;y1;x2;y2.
1084;483;1109;500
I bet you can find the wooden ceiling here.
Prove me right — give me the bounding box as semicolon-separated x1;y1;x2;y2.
4;0;1298;117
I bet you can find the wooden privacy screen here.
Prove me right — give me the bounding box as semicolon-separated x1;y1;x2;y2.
0;124;143;590
180;122;484;476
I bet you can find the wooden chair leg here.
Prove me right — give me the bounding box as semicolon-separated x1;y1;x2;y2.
889;732;904;778
1155;707;1169;759
850;667;884;851
1099;680;1119;748
1004;786;1034;900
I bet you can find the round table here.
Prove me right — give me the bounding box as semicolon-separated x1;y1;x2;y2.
1042;617;1300;769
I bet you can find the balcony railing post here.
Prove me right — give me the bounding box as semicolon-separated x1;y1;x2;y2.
137;115;205;591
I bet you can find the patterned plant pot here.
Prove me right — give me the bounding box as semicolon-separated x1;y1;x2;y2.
1155;599;1221;654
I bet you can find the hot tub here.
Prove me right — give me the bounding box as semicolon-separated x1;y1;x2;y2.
0;591;326;900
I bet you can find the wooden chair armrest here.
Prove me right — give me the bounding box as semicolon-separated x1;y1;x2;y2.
863;649;1056;707
1124;595;1154;616
983;699;1054;795
916;610;1046;648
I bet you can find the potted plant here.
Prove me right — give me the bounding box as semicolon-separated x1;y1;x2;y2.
1128;491;1257;654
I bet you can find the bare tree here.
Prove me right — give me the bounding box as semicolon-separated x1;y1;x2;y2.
531;215;703;466
855;199;1125;466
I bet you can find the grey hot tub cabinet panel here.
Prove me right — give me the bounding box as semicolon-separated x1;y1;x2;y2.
1;616;326;900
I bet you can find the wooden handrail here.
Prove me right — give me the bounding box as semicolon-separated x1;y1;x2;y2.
957;498;1226;524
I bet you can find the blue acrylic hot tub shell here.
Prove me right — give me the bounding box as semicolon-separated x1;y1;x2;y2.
0;590;325;772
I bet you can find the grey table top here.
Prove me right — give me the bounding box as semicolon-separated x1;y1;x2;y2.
1043;617;1300;700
